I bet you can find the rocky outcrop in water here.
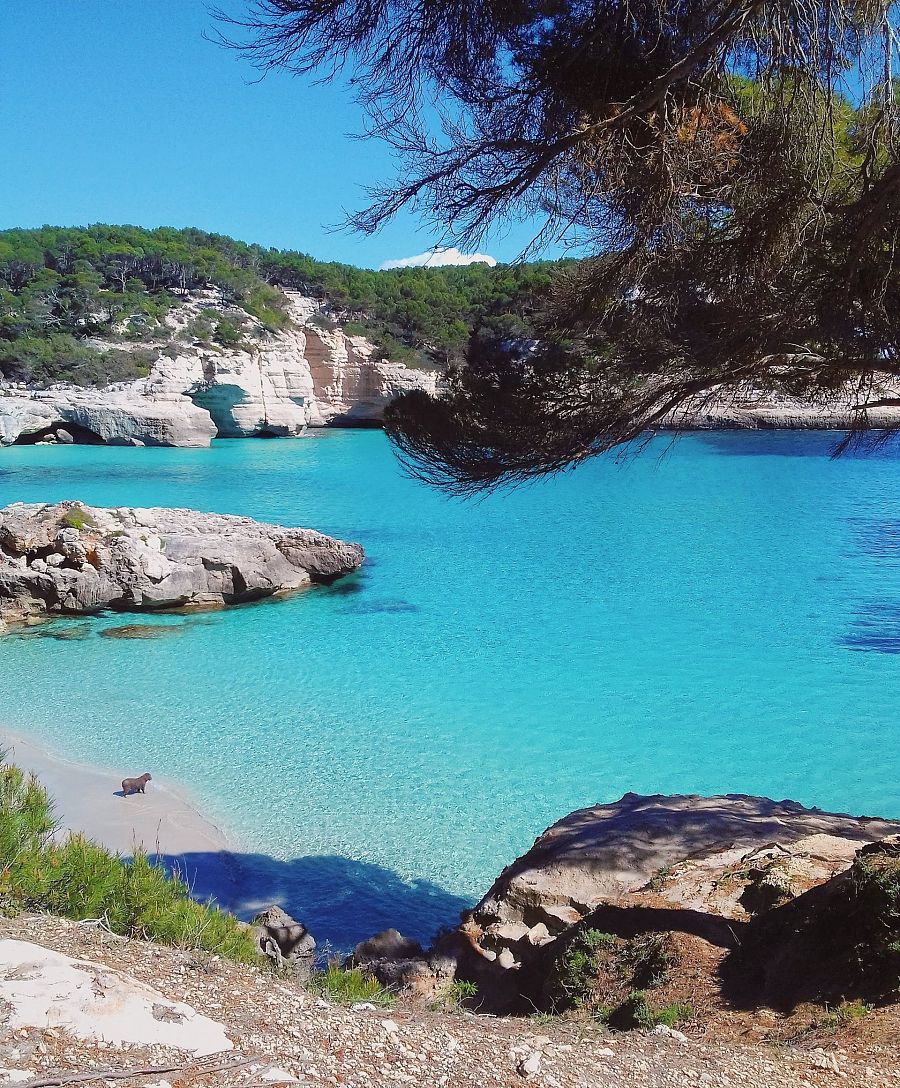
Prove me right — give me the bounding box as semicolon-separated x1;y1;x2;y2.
0;293;440;447
0;500;363;626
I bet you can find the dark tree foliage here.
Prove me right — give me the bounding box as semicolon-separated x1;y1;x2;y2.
223;0;900;491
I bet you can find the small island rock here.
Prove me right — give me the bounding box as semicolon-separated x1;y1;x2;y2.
0;500;364;626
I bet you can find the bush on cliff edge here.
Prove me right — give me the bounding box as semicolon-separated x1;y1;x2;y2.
724;839;900;1009
0;760;257;963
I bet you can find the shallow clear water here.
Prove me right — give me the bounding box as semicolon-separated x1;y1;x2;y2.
0;430;899;946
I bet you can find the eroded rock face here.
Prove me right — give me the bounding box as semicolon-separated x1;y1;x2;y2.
0;390;216;448
412;793;900;1013
0;500;364;626
0;292;441;447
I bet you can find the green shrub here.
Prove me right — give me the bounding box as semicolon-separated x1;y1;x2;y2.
182;314;214;344
0;760;257;963
646;866;671;893
431;978;478;1010
608;990;692;1031
653;1001;693;1028
308;963;395;1006
555;928;617;1007
213;317;245;348
821;999;871;1031
341;321;373;338
621;933;674;989
61;506;96;531
242;284;289;331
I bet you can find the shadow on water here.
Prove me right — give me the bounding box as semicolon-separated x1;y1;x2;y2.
695;431;842;458
841;601;900;653
847;517;900;560
316;572;368;597
159;850;473;950
338;599;419;615
841;516;900;651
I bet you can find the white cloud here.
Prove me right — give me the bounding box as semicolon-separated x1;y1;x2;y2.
379;246;497;270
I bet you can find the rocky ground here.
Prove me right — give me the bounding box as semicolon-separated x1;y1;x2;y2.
1;913;897;1088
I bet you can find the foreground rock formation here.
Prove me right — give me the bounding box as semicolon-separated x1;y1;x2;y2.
0;292;441;447
361;793;900;1029
0;500;363;626
0;939;232;1057
466;792;900;936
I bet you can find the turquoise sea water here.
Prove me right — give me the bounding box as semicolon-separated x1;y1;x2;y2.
0;430;899;946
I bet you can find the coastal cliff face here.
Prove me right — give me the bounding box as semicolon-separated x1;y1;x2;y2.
666;393;900;431
2;283;898;448
0;499;364;626
0;292;441;448
358;793;900;1034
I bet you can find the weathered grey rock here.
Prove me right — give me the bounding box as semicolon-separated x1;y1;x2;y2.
348;929;423;966
252;906;316;981
366;951;459;1001
344;928;459;1000
0;500;363;626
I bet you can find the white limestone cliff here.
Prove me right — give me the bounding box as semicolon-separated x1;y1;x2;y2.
0;292;441;448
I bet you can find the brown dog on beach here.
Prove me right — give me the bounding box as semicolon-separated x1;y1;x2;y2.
121;772;152;797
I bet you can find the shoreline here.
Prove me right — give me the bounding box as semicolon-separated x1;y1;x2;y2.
0;729;253;915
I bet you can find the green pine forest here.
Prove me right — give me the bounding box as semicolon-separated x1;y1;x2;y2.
0;225;565;387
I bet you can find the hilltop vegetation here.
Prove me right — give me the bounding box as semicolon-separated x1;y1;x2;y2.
0;224;564;386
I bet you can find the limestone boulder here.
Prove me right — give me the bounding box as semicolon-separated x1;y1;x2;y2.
252;906;316;981
468;793;900;937
0;500;364;625
0;939;232;1056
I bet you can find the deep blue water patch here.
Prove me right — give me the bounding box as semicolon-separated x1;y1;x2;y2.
841;602;900;653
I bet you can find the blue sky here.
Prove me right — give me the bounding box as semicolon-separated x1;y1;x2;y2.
0;0;556;269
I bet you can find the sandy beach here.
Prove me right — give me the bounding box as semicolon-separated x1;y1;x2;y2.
1;730;231;855
0;730;252;912
0;730;434;944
